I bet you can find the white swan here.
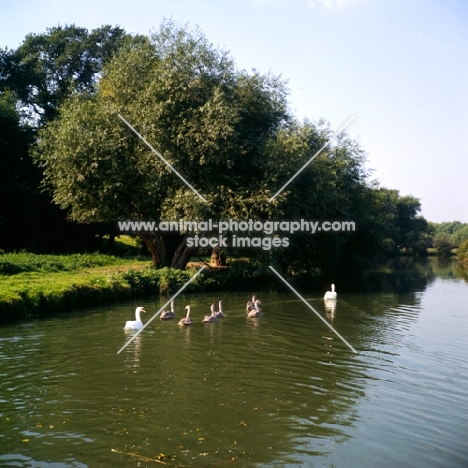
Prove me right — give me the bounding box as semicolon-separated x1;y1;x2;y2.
160;300;175;320
246;295;257;312
178;305;192;326
324;284;337;300
124;306;146;330
215;300;224;318
203;304;217;323
247;299;262;318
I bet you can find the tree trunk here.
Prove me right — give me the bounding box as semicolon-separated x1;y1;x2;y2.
170;233;197;269
137;232;196;269
137;232;166;267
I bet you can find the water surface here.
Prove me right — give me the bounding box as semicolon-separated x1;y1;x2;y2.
0;259;467;467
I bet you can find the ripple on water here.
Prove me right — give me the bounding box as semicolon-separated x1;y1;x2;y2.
0;280;467;467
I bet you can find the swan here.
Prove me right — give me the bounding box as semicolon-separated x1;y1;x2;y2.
324;284;337;300
246;295;258;312
178;305;192;326
214;300;224;318
124;306;146;330
247;299;262;318
203;304;217;323
160;300;175;320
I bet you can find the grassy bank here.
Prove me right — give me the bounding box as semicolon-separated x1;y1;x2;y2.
0;253;147;321
0;252;270;321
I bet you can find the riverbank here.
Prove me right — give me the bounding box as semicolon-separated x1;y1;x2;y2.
2;251;463;322
0;252;270;322
0;253;142;321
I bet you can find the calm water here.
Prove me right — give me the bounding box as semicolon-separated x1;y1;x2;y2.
0;259;467;467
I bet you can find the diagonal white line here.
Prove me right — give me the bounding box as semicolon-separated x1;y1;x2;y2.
117;266;207;354
268;266;357;353
118;114;208;203
268;115;356;202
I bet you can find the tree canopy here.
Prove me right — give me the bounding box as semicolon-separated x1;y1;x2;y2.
0;20;432;273
0;24;141;251
0;24;135;125
35;21;375;269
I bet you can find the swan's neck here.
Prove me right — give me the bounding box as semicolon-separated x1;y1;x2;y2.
218;301;223;313
135;309;142;322
185;307;190;318
171;301;175;312
331;284;335;292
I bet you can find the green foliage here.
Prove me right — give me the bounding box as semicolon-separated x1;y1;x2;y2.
0;25;138;251
33;20;294;267
0;251;144;275
360;187;431;255
433;235;453;257
429;221;468;248
31;20;431;272
35;21;289;223
34;20;373;271
121;266;205;295
456;239;468;266
0;24;138;125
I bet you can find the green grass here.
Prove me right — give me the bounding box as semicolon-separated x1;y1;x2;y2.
0;251;143;275
0;251;270;321
0;252;150;320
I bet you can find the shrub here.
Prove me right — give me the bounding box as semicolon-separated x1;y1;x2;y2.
457;239;468;267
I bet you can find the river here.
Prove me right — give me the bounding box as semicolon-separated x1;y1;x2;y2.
0;258;467;467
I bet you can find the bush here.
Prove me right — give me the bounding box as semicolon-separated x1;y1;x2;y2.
457;239;468;267
121;266;206;295
433;235;453;257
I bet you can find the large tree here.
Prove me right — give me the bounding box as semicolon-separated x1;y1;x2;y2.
35;21;411;271
35;21;292;267
0;24;135;125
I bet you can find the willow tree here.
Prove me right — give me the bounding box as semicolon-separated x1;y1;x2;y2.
35;21;291;267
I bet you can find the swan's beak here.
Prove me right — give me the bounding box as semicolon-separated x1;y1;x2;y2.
142;309;146;313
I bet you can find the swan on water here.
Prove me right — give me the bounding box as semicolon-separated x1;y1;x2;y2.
324;284;337;300
203;304;217;323
178;305;192;326
214;300;224;318
246;295;258;312
160;300;176;320
124;306;146;330
247;299;262;318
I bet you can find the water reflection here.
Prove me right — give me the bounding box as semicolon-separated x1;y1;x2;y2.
178;321;192;347
324;298;337;320
122;331;142;368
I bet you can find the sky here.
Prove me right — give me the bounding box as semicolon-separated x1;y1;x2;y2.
1;0;467;222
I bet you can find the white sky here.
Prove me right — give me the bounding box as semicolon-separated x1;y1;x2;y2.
1;0;467;222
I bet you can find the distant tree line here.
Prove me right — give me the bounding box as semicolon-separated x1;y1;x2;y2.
1;21;460;275
429;221;468;257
